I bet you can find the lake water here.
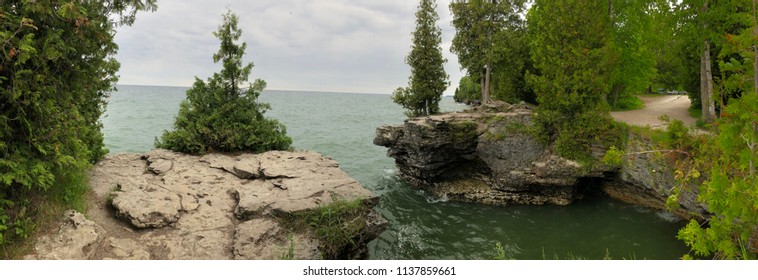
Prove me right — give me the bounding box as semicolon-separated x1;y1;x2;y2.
102;85;689;259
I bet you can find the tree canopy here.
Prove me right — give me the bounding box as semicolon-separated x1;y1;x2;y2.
450;0;532;104
0;0;155;250
392;0;449;117
157;11;291;154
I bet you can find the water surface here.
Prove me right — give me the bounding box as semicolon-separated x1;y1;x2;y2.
103;85;689;259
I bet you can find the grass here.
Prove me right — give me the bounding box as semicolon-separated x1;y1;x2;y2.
448;120;478;144
279;198;370;259
1;169;90;259
0;189;88;259
279;234;296;260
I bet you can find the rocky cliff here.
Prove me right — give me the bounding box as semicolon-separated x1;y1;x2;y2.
374;104;706;220
25;149;386;260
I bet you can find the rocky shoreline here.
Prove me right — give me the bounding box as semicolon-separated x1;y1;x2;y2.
374;103;707;221
25;149;386;260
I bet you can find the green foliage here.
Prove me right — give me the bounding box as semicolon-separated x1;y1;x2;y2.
448;121;478;144
606;0;659;109
157;11;291;154
527;0;623;161
393;0;448;117
601;146;624;168
0;1;155;249
281;199;370;259
611;95;645;111
280;234;296;260
678;94;758;260
493;242;508;260
450;0;534;104
453;75;481;103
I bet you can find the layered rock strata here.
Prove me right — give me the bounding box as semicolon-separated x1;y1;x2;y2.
26;149;386;260
375;104;705;220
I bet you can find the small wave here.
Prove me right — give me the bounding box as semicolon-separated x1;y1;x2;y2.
426;193;449;204
655;211;682;223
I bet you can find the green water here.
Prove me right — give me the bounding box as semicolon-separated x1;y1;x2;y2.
103;85;689;260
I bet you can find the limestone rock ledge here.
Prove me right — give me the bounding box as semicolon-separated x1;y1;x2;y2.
25;149;386;260
374;105;612;206
374;104;706;220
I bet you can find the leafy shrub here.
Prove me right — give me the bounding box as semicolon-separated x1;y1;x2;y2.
156;11;291;154
611;95;645;111
677;94;758;259
0;1;155;252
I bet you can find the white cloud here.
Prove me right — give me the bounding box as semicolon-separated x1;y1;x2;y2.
115;0;463;95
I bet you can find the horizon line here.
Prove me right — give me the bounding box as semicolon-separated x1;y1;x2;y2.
115;83;390;96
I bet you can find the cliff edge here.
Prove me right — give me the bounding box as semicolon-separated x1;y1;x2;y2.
374;103;706;220
25;149;386;260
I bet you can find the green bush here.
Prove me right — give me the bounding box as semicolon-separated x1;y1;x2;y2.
281;199;370;259
611;95;645;111
156;11;291;154
0;1;155;252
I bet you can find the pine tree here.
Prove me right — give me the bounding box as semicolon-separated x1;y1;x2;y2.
393;0;449;117
157;11;291;154
527;0;621;160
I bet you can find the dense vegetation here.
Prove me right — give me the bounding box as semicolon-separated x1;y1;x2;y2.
450;0;758;259
0;1;155;255
157;11;291;154
527;0;625;161
392;0;449;117
450;0;534;104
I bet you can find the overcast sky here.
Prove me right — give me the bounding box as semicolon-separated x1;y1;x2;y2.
114;0;464;95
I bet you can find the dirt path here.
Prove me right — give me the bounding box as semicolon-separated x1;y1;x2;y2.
611;95;697;128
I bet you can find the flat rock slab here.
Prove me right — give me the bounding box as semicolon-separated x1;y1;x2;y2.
233;218;320;260
25;211;106;260
25;149;383;260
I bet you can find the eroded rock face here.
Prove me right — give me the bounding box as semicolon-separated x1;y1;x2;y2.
375;104;709;219
26;149;385;260
375;107;612;206
602;134;709;220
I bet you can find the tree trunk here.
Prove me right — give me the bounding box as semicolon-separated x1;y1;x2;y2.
484;63;491;103
703;41;716;122
701;0;716;123
480;75;485;102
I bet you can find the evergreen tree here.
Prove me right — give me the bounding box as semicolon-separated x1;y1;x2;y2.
527;0;621;160
392;0;449;117
450;0;530;104
157;11;291;154
0;0;155;249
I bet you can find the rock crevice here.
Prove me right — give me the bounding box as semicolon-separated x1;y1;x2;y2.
26;149;386;260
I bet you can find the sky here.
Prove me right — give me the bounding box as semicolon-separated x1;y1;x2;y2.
114;0;464;95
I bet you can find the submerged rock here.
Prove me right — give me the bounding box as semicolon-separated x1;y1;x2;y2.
26;149;385;260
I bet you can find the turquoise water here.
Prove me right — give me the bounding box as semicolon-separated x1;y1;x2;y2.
103;85;689;260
